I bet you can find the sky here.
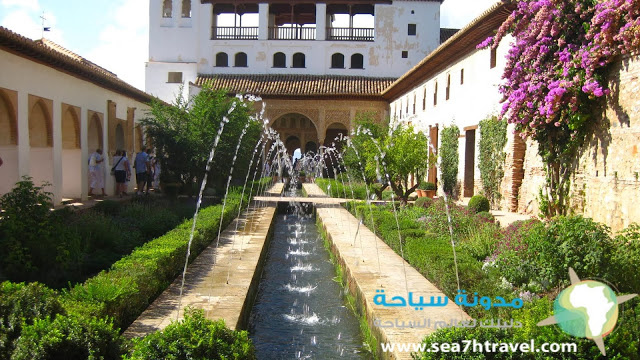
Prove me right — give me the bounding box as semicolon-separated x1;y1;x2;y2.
0;0;498;91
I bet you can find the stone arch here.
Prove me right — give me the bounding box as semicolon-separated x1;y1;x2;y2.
115;123;125;151
324;122;348;148
285;136;301;156
62;106;80;149
29;99;52;147
0;90;17;145
271;112;319;155
88;112;103;152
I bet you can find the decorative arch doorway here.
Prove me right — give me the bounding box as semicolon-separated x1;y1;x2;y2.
29;98;54;190
271;113;319;155
62;106;82;199
0;89;18;195
323;122;348;178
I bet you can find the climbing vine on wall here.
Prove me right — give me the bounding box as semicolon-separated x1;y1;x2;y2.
439;125;460;196
480;0;640;217
478;116;508;208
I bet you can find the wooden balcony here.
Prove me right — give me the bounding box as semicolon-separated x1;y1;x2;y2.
268;26;316;40
211;26;259;40
327;27;375;41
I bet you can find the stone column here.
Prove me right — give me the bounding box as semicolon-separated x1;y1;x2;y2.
17;91;29;178
258;3;269;40
315;3;326;41
80;109;89;201
52;100;63;204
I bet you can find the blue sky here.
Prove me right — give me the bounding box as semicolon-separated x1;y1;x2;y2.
0;0;497;90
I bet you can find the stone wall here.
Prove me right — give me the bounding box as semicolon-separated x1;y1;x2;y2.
515;55;640;232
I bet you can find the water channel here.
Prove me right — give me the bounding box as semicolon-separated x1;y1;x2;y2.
248;201;373;359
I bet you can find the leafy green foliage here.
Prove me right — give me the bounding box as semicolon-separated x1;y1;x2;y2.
0;282;64;359
478;116;508;207
12;314;123;360
468;195;490;213
385;124;431;204
142;87;261;195
125;308;255;360
439;125;459;196
0;178;82;287
315;178;371;200
414;197;433;209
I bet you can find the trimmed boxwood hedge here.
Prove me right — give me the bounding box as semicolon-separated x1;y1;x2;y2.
62;191;248;330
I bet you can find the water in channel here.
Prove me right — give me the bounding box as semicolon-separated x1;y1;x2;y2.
248;206;372;359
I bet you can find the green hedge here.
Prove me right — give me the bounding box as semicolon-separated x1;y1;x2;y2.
315;178;371;200
62;191;248;330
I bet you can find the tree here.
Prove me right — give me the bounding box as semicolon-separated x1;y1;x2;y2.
142;88;262;196
481;0;640;217
384;124;430;204
439;125;460;196
342;114;389;199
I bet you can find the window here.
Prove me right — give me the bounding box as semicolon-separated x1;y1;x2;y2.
235;52;248;67
331;53;345;68
412;94;416;114
401;51;408;58
273;52;286;68
405;97;409;114
433;82;438;106
292;52;305;68
460;68;464;84
167;72;182;83
408;24;417;36
422;87;427;110
350;53;364;69
446;74;451;100
490;47;497;68
215;52;228;67
181;0;191;18
162;0;172;17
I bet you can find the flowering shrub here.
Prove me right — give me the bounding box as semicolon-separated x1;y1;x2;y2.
481;0;640;216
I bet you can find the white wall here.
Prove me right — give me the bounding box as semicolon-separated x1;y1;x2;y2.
390;35;512;196
0;49;150;203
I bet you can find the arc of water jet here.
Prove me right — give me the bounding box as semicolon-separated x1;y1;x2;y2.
176;101;237;320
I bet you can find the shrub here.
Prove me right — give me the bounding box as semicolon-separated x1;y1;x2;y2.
608;223;640;293
475;211;495;224
0;282;64;359
439;125;459;195
12;314;123;360
63;192;247;329
414;197;433;209
125;308;255;360
420;182;437;191
93;200;122;216
467;195;490;213
0;178;82;287
460;222;501;261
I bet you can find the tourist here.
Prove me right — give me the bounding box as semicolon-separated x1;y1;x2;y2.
112;149;129;198
122;150;131;196
134;148;150;195
88;148;106;197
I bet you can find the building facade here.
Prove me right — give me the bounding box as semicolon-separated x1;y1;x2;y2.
146;0;445;103
0;27;153;203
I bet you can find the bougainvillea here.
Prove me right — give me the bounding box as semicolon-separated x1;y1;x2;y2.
481;0;640;216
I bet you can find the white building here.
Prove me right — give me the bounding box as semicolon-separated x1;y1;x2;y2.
0;27;153;203
146;0;449;103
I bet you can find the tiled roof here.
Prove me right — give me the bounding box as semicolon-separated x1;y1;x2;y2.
382;2;515;100
0;26;154;104
194;74;396;99
440;28;459;44
37;38;118;78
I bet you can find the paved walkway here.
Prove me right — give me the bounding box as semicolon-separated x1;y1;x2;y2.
304;184;470;360
124;185;281;337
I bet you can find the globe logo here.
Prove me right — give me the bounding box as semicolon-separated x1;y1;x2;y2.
537;268;637;356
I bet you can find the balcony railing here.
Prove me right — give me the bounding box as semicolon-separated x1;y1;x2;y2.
268;26;316;40
327;27;375;41
212;26;259;40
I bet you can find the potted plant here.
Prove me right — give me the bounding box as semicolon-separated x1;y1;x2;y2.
423;181;437;198
298;170;306;183
416;186;426;198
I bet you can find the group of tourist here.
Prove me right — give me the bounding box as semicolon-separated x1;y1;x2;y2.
88;148;160;198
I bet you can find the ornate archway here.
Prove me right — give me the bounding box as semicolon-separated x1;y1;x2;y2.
271;113;319;155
